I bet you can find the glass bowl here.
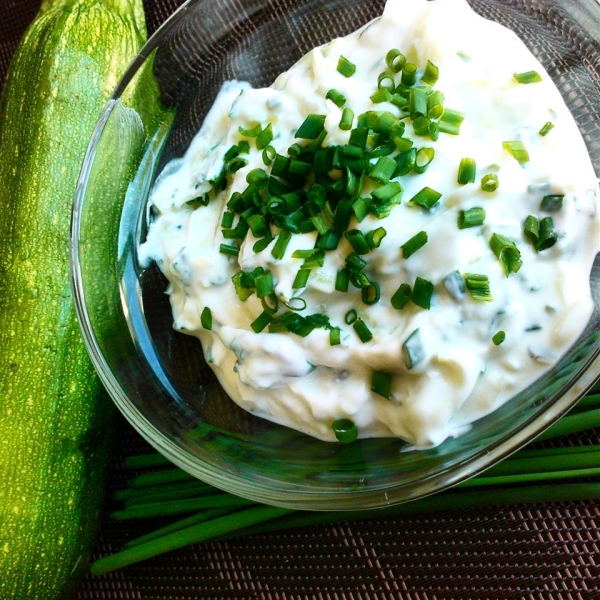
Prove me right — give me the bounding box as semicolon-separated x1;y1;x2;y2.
71;0;600;510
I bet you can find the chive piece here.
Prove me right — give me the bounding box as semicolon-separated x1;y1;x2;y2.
411;277;434;309
481;173;499;192
490;233;522;276
232;271;253;301
345;253;367;271
337;55;356;78
366;227;387;249
378;71;395;90
339;108;354;131
464;273;493;302
352;198;370;222
255;271;274;299
292;268;311;289
371;370;392;399
513;71;542;84
438;109;465;135
326;88;346;107
253;238;271;253
295;114;326;139
392;133;413;153
251;311;273;333
221;211;235;229
344;309;358;325
394;148;416;175
361;281;381;305
414;147;434;174
409;87;428;119
201;307;212;331
262;145;276;166
349;126;368;149
332;418;358;443
353;318;373;343
428;121;439;142
536;217;558;251
539;121;554;136
370;88;392;104
524;215;540;243
401;231;428;258
371;181;403;203
443;270;466;301
412;116;431;136
261;293;279;314
401;62;417;86
369;156;397;184
408;186;442;210
402;329;425;369
492;331;506;345
270;154;289;177
421;60;439;86
283;297;306;312
219;244;239;257
391;283;412;310
335;268;350;292
541;195;563;212
385;48;405;73
427;90;445;119
271;230;292;260
348;270;370;289
238;123;262;137
329;327;341;346
503;140;529;163
344;229;371;255
458;207;486;229
256;123;273;150
457;158;476;184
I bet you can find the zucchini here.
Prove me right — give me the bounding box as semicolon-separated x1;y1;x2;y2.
0;1;146;597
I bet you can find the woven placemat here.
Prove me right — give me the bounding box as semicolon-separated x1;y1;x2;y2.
1;1;599;598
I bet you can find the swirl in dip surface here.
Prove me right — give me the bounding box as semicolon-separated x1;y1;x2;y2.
140;0;600;447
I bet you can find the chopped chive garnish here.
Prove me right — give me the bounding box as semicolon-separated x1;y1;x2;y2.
349;270;370;289
332;418;358;443
428;121;439;141
255;270;274;298
261;293;279;314
295;114;326;139
353;318;373;343
219;244;240;257
401;231;428;258
385;48;405;73
503;140;529;163
366;227;387;249
335;268;350;292
464;273;493;302
541;194;563;212
262;145;276;166
409;87;428;119
458;207;486;229
201;307;212;330
232;271;253;301
443;270;466;301
492;331;506;346
256;123;273;150
337;55;356;78
270;154;289;177
481;173;499;192
411;277;434;309
372;181;403;202
394;148;416;175
346;253;367;272
186;195;210;208
539;121;554;136
536;217;558;251
524;215;540;243
391;283;412;310
361;281;381;305
284;297;306;312
339;107;354;131
412;116;431;136
238;123;262;137
221;211;235;228
457;158;476;184
378;71;395;90
490;233;522;276
371;370;392;399
369;156;397;184
344;229;371;255
292;268;311;289
427;90;445;119
401;62;417;86
421;60;439;86
414;147;435;174
344;309;358;325
253;237;272;253
513;71;542;84
402;329;425;369
329;327;341;346
408;186;442;210
370;88;392;104
271;230;292;260
247;213;268;238
438;109;464;135
251;311;273;333
326;88;346;107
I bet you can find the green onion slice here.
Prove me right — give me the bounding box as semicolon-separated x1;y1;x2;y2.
524;215;540;243
238;123;262;137
464;272;493;302
457;207;486;229
295;114;326;139
344;309;358;325
371;370;392;399
401;231;428;258
539;121;554;136
408;186;442;211
414;147;435;174
457;158;476;184
503;140;529;163
481;173;499;192
536;217;558;251
337;55;356;78
541;195;563;212
490;233;522;276
411;277;434;309
332;418;358;443
492;331;506;345
353;318;373;343
339;107;354;131
201;307;212;331
385;48;406;73
513;71;542;84
326;88;346;107
391;283;412;310
361;281;381;305
421;60;439;86
251;311;273;333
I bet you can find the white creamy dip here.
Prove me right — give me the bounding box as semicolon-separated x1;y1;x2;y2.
140;0;600;447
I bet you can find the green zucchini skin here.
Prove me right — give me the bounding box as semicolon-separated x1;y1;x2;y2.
0;1;145;597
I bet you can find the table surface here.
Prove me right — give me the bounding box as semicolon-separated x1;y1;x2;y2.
1;1;599;598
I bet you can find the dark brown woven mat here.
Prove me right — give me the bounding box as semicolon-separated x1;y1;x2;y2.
2;1;599;598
